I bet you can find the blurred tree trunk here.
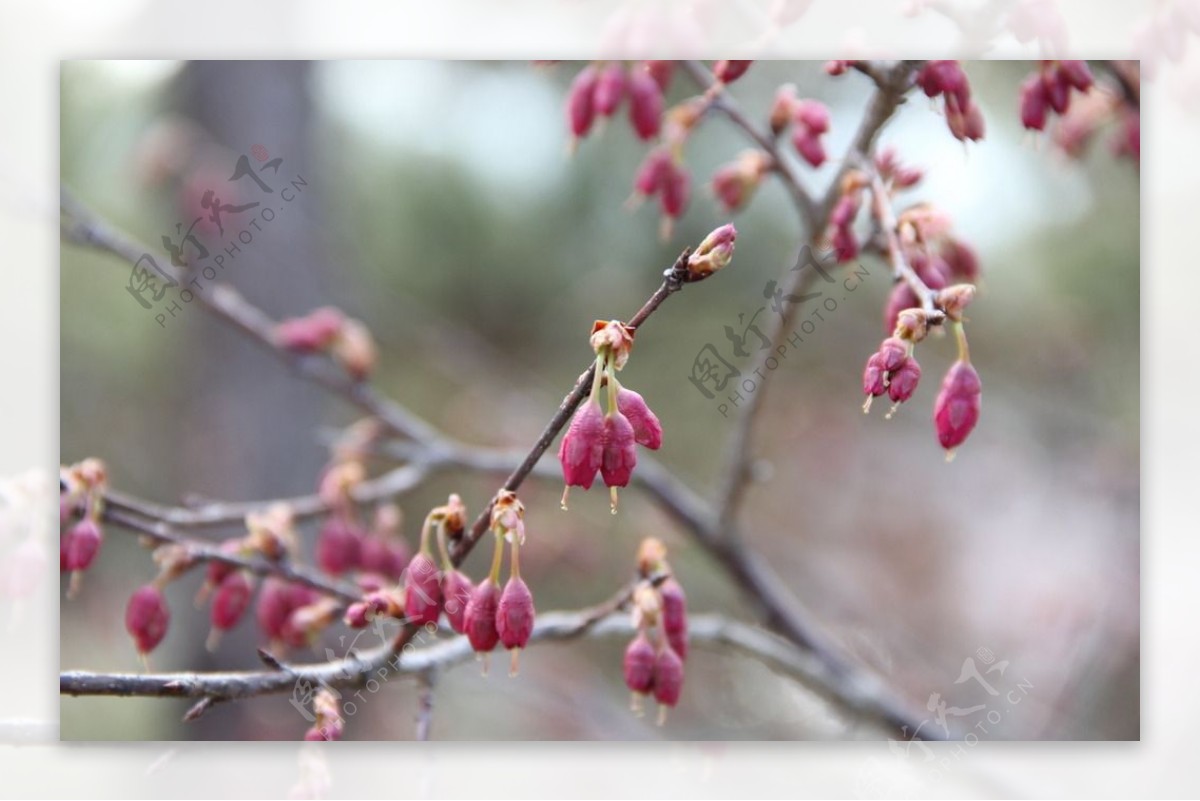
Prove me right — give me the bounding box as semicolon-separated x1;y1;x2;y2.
171;61;330;738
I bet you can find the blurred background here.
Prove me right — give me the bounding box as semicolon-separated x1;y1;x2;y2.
59;61;1138;741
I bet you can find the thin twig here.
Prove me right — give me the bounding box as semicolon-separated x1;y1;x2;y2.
865;168;942;315
103;505;362;603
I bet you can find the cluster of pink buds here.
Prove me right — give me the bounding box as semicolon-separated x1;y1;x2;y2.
1019;60;1094;131
274;306;378;381
623;538;688;724
559;320;663;514
567;61;666;146
402;494;471;629
631;146;691;239
916;61;985;142
303;688;345;741
770;85;831;167
59;458;108;599
864;287;981;456
463;491;536;676
861;166;982;455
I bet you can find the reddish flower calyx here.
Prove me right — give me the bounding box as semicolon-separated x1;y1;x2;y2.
464;578;501;662
616;387;663;450
934;356;982;457
627;68;664;140
126;583;170;658
207;570;254;650
403;552;443;628
441;569;475;634
567;65;599;141
559;398;606;502
497;576;536;675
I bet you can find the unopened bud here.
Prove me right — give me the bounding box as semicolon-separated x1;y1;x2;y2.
686;223;737;279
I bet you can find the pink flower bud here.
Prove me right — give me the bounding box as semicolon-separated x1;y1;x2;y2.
934;360;982;451
593;63;627;117
884;283;920;334
1058;60;1094;92
623;633;656;695
659;162;690;218
63;519;102;572
464;578;501;654
687;223;737;278
125;584;170;655
616;387;662;450
316;517;362;576
831;225;858;262
793;100;830;134
887;355;922;404
559;398;605;490
1019;74;1049;131
497;576;535;652
940;238;980;281
653;643;684;708
877;337;909;372
659;578;689;661
255;577;299;641
770;84;798;135
825;60;853;76
274;307;344;353
332;318;377;381
643;61;675;93
441;569;475;634
404;552;443;627
1043;69;1070;115
918;61;971;108
359;535;408;582
344;589;397;629
713;60;753;84
627;70;663;140
711;163;749;213
600;411;638;489
211;571;253;632
911;253;950;290
948;100;986;142
830;194;859;228
862;352;889;398
567;65;599;139
792;128;827;168
632;147;672;198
